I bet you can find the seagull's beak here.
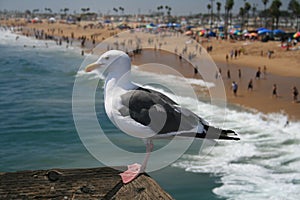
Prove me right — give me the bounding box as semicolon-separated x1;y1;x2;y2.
84;62;103;72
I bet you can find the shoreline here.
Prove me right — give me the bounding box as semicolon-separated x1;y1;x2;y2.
1;20;299;121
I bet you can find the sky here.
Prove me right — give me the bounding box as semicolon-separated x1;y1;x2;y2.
0;0;290;16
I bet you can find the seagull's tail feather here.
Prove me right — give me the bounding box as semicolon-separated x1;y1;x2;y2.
197;126;240;140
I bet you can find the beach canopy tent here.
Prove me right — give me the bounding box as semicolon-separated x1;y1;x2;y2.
294;32;300;38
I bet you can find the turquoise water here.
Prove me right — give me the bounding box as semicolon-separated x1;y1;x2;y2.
1;30;300;200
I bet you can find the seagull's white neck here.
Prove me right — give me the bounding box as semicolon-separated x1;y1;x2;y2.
104;71;135;99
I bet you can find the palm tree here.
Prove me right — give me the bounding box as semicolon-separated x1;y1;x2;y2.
225;0;234;35
119;7;124;15
244;2;251;29
252;4;257;27
216;2;222;25
207;4;211;26
113;7;118;14
63;8;69;15
262;0;269;27
269;0;282;29
240;7;245;29
288;0;300;31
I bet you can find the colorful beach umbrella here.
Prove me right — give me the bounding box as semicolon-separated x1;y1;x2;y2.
250;32;258;37
294;32;300;38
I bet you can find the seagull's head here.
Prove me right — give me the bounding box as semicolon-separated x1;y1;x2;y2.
85;50;131;77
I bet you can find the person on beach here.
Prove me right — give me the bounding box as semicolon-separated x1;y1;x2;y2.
238;69;241;79
227;69;231;79
263;65;267;78
292;86;298;103
230;49;234;59
226;54;229;62
255;67;261;79
272;84;278;98
248;79;253;91
232;81;238;97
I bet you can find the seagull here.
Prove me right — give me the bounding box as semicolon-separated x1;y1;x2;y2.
85;50;239;184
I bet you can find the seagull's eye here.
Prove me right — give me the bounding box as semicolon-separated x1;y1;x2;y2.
104;56;109;60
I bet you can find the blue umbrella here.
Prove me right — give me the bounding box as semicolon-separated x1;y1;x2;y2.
208;31;216;37
273;29;285;35
258;29;272;35
256;27;266;31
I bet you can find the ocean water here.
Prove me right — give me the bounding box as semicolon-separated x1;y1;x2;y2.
1;30;300;200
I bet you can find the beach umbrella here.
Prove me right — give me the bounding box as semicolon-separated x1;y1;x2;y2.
242;29;248;34
219;32;225;37
258;29;272;35
234;30;241;35
229;29;235;35
146;24;155;29
208;31;216;37
157;24;167;28
293;32;300;38
173;23;181;28
198;29;206;36
48;17;56;23
250;32;258;37
273;29;285;35
185;30;193;36
167;22;173;27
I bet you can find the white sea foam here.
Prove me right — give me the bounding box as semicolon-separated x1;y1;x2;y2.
0;29;82;55
171;97;300;199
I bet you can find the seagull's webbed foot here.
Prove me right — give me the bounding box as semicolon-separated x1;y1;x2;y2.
119;163;142;184
119;139;153;184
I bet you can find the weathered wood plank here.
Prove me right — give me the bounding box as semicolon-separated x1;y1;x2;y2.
0;167;173;200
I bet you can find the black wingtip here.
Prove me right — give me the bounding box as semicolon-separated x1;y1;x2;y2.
220;129;240;140
205;127;240;140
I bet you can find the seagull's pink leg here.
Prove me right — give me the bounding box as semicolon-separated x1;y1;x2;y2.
119;140;153;184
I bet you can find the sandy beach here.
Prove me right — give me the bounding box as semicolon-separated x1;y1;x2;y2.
1;19;299;121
